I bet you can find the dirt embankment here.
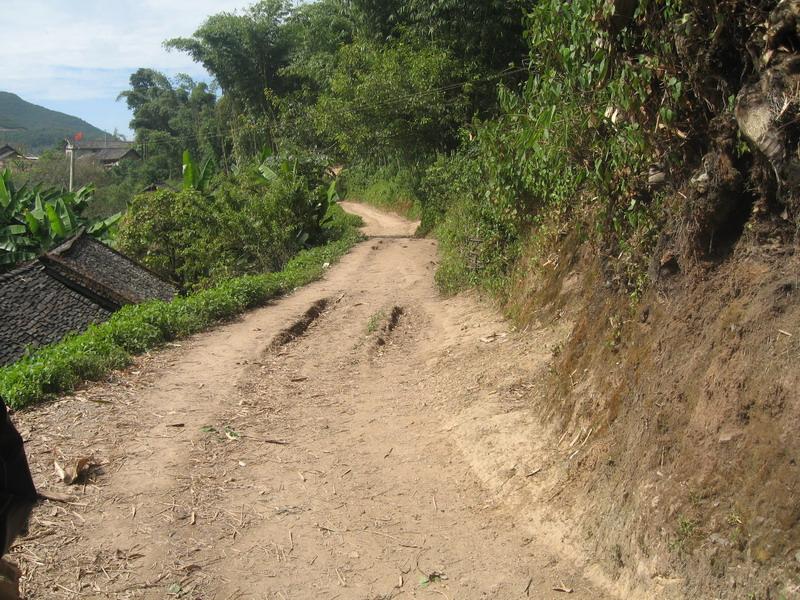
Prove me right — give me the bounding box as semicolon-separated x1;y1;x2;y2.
492;2;800;597
515;239;799;599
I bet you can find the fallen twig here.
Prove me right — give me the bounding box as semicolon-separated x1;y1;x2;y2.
37;491;80;504
364;529;423;549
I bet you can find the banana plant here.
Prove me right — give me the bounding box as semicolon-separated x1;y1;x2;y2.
182;150;213;192
257;151;341;247
0;169;122;270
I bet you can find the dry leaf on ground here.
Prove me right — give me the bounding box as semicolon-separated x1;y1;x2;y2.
54;456;93;485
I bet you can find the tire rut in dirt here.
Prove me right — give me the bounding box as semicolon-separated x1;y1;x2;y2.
268;297;332;350
376;305;405;347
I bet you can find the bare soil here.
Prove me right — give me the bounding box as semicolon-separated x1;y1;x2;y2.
11;203;615;599
506;223;800;598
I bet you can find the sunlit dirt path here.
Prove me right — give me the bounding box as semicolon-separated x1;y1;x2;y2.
12;202;614;599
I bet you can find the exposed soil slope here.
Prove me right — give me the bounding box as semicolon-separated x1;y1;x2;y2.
519;237;800;599
11;204;614;599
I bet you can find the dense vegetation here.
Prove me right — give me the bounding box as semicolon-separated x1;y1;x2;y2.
117;151;342;291
7;0;795;306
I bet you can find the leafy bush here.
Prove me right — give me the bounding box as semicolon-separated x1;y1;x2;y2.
119;149;345;291
117;174;289;291
0;204;362;409
425;0;694;299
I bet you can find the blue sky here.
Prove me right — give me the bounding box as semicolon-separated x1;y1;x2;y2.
2;0;252;138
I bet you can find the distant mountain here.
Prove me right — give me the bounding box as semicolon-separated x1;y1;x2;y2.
0;92;110;154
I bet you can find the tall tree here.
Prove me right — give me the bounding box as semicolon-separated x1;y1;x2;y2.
118;69;219;180
346;0;530;71
401;0;530;72
165;0;293;115
311;39;469;162
281;0;356;98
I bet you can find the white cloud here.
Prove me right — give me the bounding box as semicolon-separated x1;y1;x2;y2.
2;0;251;101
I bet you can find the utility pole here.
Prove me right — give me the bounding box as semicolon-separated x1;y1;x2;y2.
65;140;74;192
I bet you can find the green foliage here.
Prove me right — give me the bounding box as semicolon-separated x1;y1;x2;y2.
358;0;529;74
165;0;294;114
258;151;337;246
118;150;346;291
0;204;362;409
0;169;120;269
117;180;287;291
311;38;470;162
426;0;691;298
182;150;213;192
281;0;356;99
118;69;219;180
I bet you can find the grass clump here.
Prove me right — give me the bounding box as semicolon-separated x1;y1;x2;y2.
0;206;363;409
366;310;386;334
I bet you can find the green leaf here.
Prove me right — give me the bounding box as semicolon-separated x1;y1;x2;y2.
327;180;339;204
259;162;278;182
0;174;10;209
45;204;67;239
1;224;26;236
197;158;213;192
182;150;196;191
55;198;78;233
24;214;42;239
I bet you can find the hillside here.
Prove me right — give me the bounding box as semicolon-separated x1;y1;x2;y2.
0;91;108;153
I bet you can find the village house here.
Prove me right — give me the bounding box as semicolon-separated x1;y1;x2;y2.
67;140;141;167
0;144;36;169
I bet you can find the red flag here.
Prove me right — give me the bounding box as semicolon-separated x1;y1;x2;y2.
74;132;84;142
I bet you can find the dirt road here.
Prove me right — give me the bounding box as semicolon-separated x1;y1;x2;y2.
13;202;613;599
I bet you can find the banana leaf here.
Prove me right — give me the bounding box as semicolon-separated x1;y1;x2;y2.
45;204;67;239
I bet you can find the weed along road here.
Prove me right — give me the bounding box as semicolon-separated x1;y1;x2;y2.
13;203;612;599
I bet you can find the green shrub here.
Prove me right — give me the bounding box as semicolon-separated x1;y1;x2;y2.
418;0;690;299
117;177;297;291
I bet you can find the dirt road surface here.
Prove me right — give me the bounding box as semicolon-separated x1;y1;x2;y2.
12;202;614;599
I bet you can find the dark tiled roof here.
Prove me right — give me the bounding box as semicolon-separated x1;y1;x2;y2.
0;234;178;366
0;145;22;160
43;233;177;305
73;140;134;150
0;262;111;366
77;148;140;163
